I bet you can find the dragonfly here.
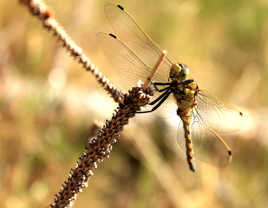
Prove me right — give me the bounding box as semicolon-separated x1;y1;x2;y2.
98;4;243;172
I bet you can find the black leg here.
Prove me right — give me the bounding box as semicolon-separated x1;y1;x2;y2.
155;86;171;92
153;82;171;85
137;90;172;114
153;82;171;92
149;88;171;105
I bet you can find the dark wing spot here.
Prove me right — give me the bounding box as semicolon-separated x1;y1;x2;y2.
117;5;124;10
108;33;117;39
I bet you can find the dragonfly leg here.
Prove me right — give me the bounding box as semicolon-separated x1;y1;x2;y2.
149;88;171;105
153;82;172;92
155;86;171;92
153;82;171;85
137;90;172;114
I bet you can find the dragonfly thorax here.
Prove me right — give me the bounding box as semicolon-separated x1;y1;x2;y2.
169;63;190;82
173;79;198;117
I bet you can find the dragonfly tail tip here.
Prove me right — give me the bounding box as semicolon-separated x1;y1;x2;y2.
189;165;195;172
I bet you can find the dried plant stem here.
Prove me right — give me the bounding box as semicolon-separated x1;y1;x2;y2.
50;87;150;207
19;0;124;104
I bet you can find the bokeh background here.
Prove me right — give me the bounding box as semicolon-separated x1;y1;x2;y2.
0;0;268;207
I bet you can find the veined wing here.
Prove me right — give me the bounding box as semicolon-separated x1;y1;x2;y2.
176;111;233;169
176;91;243;169
195;89;243;134
104;3;173;82
97;32;152;92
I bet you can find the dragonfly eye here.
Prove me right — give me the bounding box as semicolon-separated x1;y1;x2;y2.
178;63;189;74
170;63;190;81
178;63;190;80
182;66;190;75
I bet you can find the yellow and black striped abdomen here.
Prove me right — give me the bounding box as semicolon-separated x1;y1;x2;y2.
181;115;195;172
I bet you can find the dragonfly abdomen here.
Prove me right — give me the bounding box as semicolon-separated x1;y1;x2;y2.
180;115;195;172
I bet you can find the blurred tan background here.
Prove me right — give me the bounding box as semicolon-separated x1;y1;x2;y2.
0;0;268;207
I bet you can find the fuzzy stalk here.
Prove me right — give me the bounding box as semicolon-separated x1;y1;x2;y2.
49;87;150;207
19;0;124;104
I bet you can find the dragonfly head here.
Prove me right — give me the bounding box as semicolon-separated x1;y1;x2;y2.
169;63;190;82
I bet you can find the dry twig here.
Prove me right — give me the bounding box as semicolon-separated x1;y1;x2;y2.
51;87;150;207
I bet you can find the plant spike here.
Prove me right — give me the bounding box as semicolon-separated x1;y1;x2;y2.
50;86;151;207
19;0;124;104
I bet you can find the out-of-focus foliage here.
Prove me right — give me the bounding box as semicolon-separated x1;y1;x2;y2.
0;0;267;208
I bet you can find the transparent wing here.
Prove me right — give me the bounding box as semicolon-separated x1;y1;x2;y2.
104;3;173;83
176;91;243;168
196;89;243;134
97;32;152;92
97;32;175;109
176;111;232;168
